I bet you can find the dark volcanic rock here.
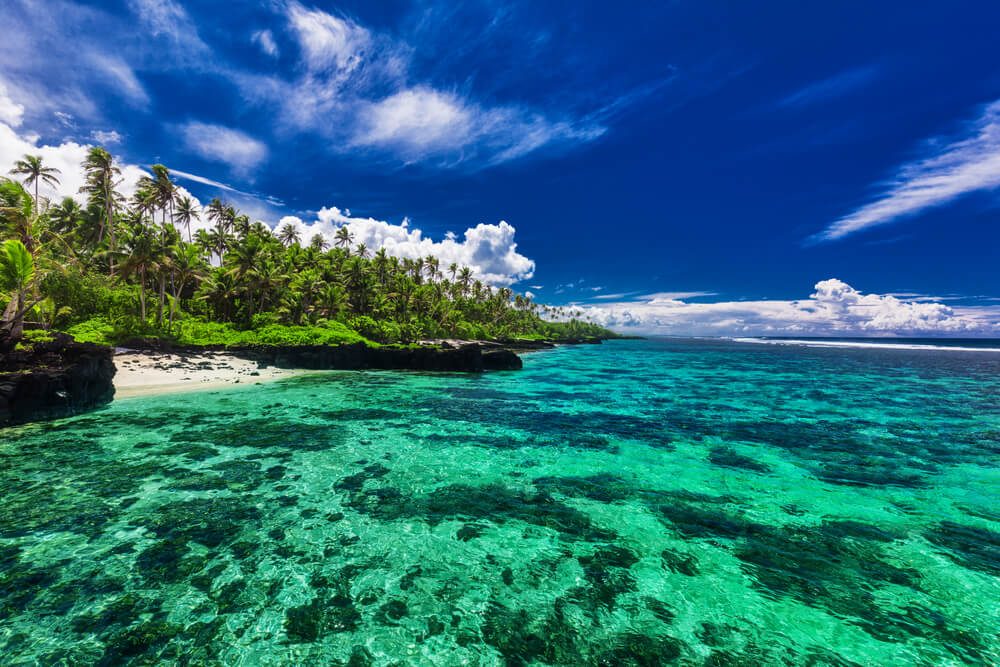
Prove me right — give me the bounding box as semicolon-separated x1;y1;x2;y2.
482;349;522;371
0;333;116;426
195;342;524;374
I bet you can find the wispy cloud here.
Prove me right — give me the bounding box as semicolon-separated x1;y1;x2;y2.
287;2;369;73
776;65;882;109
169;167;243;193
252;29;279;58
90;129;122;144
816;99;1000;241
178;122;269;175
239;3;611;168
126;0;209;56
350;87;604;166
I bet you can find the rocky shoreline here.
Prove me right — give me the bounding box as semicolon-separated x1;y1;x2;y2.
1;335;609;426
0;333;117;427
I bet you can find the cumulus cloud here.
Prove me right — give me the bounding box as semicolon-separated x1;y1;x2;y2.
569;279;998;336
818;99;1000;241
0;118;221;241
0;121;138;203
277;206;534;285
179;122;268;175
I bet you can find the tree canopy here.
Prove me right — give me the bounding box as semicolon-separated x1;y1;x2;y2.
1;151;612;347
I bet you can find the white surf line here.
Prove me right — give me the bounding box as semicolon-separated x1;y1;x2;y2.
730;338;1000;353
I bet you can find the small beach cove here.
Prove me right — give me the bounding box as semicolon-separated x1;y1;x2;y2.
113;350;306;398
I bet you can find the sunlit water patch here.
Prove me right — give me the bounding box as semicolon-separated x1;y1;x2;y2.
1;339;998;664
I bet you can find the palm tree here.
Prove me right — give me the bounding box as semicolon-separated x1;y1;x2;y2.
205;198;232;261
149;164;176;226
373;248;391;285
174;195;198;242
9;155;60;219
198;270;238;321
233;213;251;238
167;242;207;330
48;197;83;236
80;147;121;275
227;235;265;320
277;222;300;247
118;225;157;322
458;266;473;296
0;179;35;250
334;226;354;253
0;239;37;342
309;233;328;251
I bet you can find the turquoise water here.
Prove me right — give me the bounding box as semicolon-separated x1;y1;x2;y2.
1;338;998;665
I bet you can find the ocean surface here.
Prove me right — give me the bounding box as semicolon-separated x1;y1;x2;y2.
1;338;998;665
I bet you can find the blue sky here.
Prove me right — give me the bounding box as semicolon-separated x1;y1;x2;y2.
1;0;999;335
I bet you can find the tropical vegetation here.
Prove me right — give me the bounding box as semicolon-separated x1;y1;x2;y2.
0;150;612;348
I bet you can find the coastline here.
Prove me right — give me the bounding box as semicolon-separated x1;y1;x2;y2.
113;350;307;399
1;336;613;426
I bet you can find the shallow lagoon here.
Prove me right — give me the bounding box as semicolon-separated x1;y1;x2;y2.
1;338;998;664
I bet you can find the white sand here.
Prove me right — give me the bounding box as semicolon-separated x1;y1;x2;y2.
113;351;303;398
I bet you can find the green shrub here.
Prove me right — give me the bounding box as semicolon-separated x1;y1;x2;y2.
21;329;55;344
172;318;369;347
66;317;115;345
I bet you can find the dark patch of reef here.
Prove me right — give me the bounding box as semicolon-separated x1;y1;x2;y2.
0;332;115;427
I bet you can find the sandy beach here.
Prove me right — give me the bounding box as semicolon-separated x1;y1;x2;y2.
113;350;304;398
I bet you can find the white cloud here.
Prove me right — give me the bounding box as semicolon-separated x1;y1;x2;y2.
569;279;998;336
179;122;269;175
287;2;369;73
818;99;1000;241
0;119;213;236
170;168;242;193
87;53;150;107
0;81;24;127
356;88;472;154
0;120;150;206
277;206;534;285
252;29;279;58
251;4;605;167
90;129;123;145
126;0;208;54
352;87;604;165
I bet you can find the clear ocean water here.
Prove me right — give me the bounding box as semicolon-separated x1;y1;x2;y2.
1;338;998;665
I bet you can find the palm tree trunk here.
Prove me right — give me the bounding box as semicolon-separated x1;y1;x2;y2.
168;274;177;332
139;267;147;322
157;274;166;327
107;182;115;277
